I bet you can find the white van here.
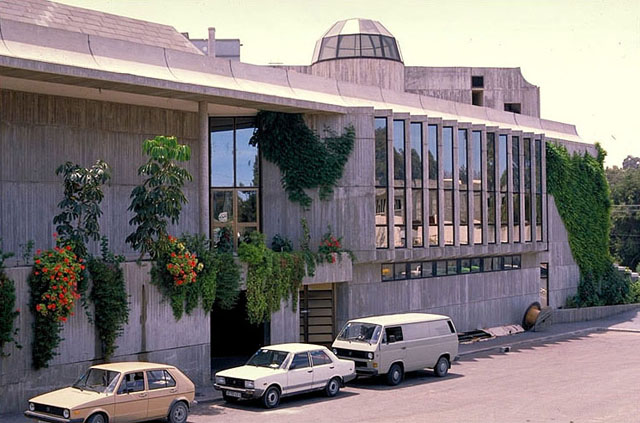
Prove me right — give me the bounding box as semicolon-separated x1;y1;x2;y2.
331;313;458;385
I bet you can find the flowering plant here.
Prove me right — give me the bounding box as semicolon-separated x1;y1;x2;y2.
316;226;356;264
165;236;203;286
32;239;83;323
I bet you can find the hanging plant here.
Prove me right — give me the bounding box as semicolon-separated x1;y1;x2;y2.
316;226;356;264
0;241;21;357
250;111;355;209
29;237;83;369
88;238;129;360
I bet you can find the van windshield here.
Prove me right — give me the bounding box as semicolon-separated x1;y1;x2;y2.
337;323;382;344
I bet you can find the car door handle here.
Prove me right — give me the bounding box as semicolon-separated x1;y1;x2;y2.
401;347;406;350
329;366;335;369
138;392;147;398
170;388;177;393
307;370;313;373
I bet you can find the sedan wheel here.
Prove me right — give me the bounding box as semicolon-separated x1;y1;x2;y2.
168;401;189;423
262;386;281;409
325;377;341;397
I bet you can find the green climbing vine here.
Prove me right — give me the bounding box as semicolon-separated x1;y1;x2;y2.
547;142;629;306
250;111;355;209
0;241;21;357
238;232;305;325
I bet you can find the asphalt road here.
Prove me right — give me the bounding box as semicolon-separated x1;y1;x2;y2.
187;331;640;423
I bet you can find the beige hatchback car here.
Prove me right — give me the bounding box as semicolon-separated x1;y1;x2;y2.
24;362;195;423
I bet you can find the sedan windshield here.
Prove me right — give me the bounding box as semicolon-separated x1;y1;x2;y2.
246;349;289;368
337;322;382;344
73;368;120;394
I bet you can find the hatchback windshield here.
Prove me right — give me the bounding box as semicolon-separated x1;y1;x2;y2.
246;349;289;368
73;368;120;393
337;322;382;344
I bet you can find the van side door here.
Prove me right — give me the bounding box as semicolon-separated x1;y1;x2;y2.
379;326;406;374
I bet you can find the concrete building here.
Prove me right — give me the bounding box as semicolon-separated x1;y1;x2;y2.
0;0;594;410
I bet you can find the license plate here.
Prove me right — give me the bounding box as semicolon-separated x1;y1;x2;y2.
226;390;242;398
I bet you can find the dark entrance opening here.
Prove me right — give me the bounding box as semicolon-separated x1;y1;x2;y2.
211;291;268;375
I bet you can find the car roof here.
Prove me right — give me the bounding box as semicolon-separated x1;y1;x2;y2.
349;313;450;326
262;343;328;353
90;362;175;372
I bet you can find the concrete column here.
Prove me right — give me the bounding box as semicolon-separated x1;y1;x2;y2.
198;101;209;236
207;27;216;57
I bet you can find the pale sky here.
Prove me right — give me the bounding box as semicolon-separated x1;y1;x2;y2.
55;0;640;168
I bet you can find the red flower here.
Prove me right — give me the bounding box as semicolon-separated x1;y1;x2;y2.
36;249;42;255
36;305;42;312
65;245;72;251
35;259;41;265
59;293;64;299
34;271;40;275
171;252;176;258
43;267;48;273
80;265;85;270
53;232;58;238
52;285;57;290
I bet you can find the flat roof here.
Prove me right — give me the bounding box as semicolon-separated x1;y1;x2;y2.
263;343;328;353
350;313;449;326
91;362;174;372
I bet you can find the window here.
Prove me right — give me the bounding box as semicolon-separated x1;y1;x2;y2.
118;372;145;394
436;261;447;276
513;136;521;243
487;133;497;244
410;262;422;279
443;127;454;245
499;135;509;243
210;117;258;249
422;262;434;278
460;259;471;274
471;258;482;273
394;263;407;280
447;260;458;275
311;350;333;366
394;120;406;248
504;103;521;114
411;122;424;247
472;91;483;106
459;129;469;245
385;326;403;343
524;138;532;242
381;255;520;281
428;125;439;246
290;353;310;369
472;131;483;244
381;264;393;281
147;370;176;390
471;76;484;88
375;118;389;248
535;139;543;241
317;34;402;62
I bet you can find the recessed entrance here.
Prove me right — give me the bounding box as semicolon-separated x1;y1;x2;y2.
299;283;335;346
211;291;267;373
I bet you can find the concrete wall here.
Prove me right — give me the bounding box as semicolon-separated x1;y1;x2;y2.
404;67;540;118
310;58;405;91
0;89;201;261
0;262;210;413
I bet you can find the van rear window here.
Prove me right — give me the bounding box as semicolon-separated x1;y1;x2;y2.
447;320;456;334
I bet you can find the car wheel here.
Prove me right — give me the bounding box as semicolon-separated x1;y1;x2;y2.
168;401;189;423
325;377;341;397
87;414;107;423
434;356;450;377
386;363;403;386
262;385;281;409
223;391;239;403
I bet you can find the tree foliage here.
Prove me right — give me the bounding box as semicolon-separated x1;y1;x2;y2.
126;136;192;259
250;111;355;209
607;164;640;270
0;241;21;357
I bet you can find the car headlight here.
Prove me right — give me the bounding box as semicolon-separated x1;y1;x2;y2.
29;402;35;411
244;380;255;389
63;409;70;419
367;352;374;360
215;376;225;385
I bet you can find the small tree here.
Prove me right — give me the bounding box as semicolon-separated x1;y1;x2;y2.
53;160;111;259
126;136;192;259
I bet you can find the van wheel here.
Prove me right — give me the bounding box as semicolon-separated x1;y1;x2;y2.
434;356;450;377
262;385;281;409
325;377;341;397
386;363;403;386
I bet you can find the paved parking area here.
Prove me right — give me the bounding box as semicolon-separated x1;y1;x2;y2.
189;330;640;423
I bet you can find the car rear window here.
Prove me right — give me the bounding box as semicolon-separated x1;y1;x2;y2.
311;350;333;366
147;370;176;390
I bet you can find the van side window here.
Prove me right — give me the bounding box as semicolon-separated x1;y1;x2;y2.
385;326;403;343
447;320;456;334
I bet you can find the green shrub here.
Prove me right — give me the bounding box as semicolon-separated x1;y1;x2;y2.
0;242;21;357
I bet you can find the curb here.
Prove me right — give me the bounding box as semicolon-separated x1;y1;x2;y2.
459;327;602;357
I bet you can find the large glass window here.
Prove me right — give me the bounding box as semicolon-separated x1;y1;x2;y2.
428;124;439;246
210;117;259;248
535;139;543;241
512;136;521;243
318;34;401;62
443;127;454;245
458;129;469;245
394;120;406;248
472;131;483;244
375;118;389;248
524;138;532;242
499;135;509;243
411;122;423;247
486;133;496;243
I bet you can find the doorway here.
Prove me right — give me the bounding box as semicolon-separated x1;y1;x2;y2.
299;283;335;346
540;262;549;307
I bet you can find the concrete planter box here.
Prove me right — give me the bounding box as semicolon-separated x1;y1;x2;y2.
303;252;353;285
553;303;640;324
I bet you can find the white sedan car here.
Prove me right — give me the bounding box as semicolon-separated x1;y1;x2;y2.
214;343;356;408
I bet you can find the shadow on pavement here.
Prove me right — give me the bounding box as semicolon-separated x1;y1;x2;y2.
348;370;463;391
214;389;359;412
